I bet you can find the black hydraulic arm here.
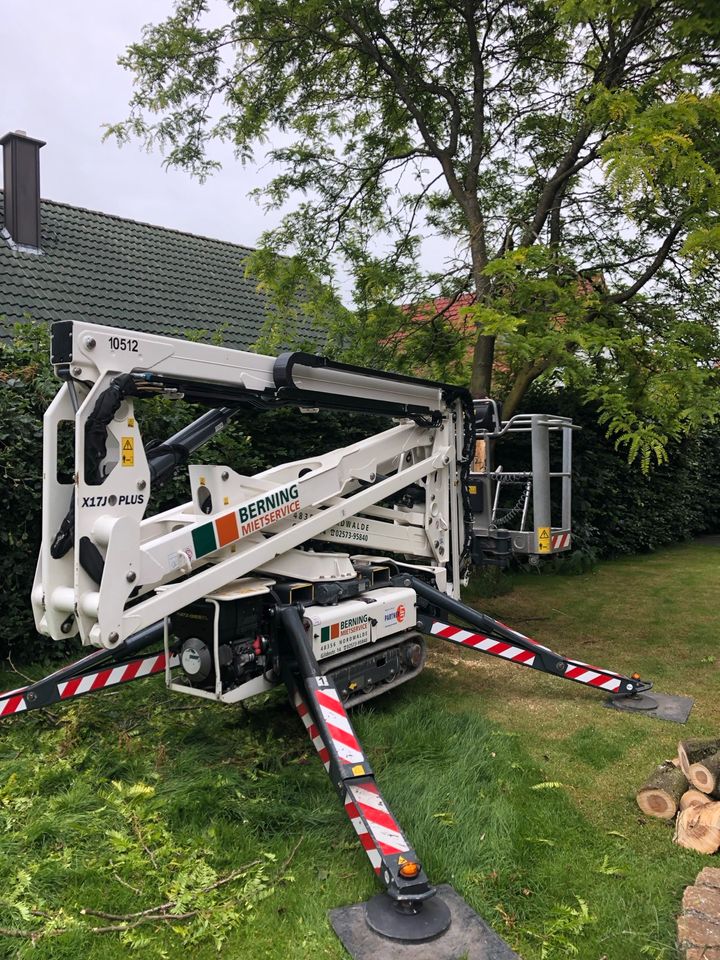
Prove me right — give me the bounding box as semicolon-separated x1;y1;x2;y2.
145;406;237;486
51;390;238;560
401;575;650;698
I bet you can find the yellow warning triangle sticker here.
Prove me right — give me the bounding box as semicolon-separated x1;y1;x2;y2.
122;438;133;450
538;528;550;540
397;856;408;865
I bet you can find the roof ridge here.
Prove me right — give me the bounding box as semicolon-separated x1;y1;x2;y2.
0;187;257;254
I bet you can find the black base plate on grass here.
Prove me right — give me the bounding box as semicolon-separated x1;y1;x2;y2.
329;884;520;960
365;891;451;942
604;691;694;724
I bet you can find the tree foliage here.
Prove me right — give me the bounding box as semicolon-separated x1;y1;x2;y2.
108;0;720;465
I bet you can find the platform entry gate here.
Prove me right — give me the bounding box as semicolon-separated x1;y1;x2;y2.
468;402;576;566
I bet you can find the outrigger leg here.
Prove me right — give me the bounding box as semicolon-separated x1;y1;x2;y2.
0;624;176;719
278;605;520;959
405;576;693;725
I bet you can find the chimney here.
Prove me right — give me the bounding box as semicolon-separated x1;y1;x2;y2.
1;130;45;251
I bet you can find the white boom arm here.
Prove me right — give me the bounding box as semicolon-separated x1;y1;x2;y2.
33;321;473;649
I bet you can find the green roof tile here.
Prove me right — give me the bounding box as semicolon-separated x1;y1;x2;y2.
0;191;314;350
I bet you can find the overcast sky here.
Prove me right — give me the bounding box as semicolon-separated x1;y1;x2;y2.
4;0;451;297
3;0;285;247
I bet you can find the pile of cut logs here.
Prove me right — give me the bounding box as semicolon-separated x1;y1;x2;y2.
637;739;720;854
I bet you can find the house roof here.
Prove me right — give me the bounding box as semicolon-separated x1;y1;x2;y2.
0;190;309;350
409;294;476;329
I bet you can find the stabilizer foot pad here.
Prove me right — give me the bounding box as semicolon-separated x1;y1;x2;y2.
329;884;520;959
365;891;451;942
605;691;694;724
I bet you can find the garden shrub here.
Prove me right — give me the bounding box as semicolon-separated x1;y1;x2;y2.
0;322;59;662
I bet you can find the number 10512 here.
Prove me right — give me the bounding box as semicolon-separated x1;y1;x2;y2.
109;336;139;352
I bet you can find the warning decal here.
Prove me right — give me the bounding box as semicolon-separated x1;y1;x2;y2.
537;526;551;553
121;436;134;467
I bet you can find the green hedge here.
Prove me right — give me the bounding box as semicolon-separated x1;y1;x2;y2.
1;321;718;661
0;324;58;662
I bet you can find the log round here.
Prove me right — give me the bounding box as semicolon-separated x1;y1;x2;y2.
678;739;720;780
680;789;713;812
674;803;720;854
636;761;689;819
688;751;720;797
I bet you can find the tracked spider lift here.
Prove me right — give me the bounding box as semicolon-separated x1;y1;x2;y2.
1;321;692;958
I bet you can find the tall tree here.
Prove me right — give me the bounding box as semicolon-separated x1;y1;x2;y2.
109;0;720;466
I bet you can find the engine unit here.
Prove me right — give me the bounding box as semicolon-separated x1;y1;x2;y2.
303;586;424;705
169;583;423;707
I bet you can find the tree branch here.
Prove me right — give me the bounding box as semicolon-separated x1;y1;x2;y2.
521;136;600;246
502;358;553;419
0;838;304;944
338;11;470;218
607;221;685;304
463;0;486;195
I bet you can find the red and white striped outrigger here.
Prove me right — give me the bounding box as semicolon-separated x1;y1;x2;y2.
0;652;177;716
278;606;432;910
409;575;648;699
0;626;179;719
291;683;417;885
425;620;632;694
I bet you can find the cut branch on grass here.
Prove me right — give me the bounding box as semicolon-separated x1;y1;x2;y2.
130;813;158;869
80;857;265;921
6;655;36;687
3;836;306;944
6;655;59;725
112;873;143;895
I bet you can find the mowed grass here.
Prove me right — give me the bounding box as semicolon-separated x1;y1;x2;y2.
0;540;717;959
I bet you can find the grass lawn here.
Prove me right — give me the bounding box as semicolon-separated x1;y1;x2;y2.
0;540;717;959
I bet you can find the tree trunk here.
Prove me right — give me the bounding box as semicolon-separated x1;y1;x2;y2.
680;789;712;812
500;359;551;421
468;222;493;398
689;752;720;797
470;334;495;397
674;803;720;854
678;739;720;780
636;761;688;819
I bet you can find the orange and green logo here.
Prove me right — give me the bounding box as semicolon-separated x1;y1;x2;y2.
320;623;341;643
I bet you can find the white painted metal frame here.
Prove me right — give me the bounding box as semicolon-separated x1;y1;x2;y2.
34;322;467;650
